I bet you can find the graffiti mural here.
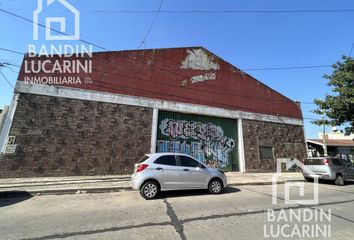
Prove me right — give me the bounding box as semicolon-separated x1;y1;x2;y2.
158;119;236;168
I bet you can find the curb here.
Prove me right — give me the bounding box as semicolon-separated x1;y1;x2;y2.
0;180;304;198
0;187;132;198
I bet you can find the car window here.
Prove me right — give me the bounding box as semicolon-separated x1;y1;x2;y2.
154;155;176;166
342;159;353;167
179;156;200;167
304;158;323;165
332;158;343;166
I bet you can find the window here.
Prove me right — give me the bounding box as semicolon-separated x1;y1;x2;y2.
154;155;176;166
304;158;323;165
259;146;274;160
179;156;199;167
332;158;343;166
342;159;353;167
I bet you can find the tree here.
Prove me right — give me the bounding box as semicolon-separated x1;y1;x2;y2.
313;56;354;135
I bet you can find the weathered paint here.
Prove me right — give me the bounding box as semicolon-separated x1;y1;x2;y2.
17;47;303;119
156;110;238;171
181;49;220;70
190;72;216;84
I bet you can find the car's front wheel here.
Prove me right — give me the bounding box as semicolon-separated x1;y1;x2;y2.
208;178;223;194
140;181;159;200
335;175;345;186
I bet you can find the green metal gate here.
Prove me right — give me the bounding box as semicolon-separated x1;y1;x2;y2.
156;110;238;171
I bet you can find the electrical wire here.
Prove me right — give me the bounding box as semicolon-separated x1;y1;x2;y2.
137;0;163;49
0;9;333;108
349;42;354;57
75;9;354;14
242;65;331;71
0;69;17;91
0;47;23;55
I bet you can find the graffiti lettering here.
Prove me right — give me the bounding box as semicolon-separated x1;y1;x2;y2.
159;119;235;167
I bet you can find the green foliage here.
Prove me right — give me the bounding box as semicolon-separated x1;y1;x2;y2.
312;56;354;134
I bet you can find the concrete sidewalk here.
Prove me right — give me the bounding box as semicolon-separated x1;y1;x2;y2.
0;172;304;196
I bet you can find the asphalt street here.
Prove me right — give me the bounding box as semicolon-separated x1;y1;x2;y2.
1;182;354;240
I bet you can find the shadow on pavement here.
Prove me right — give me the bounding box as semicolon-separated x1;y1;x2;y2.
0;191;33;207
160;186;241;199
316;179;354;186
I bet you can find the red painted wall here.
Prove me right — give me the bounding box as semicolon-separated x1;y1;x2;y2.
18;47;303;119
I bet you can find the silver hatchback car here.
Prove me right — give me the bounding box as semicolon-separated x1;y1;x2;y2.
302;157;354;185
130;152;227;199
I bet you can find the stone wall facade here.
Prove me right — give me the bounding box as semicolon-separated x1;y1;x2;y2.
242;119;307;172
0;93;307;177
0;93;153;178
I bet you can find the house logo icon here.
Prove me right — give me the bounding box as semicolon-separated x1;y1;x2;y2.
33;0;80;40
272;158;319;205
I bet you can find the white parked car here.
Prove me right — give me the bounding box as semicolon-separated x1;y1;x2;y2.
130;152;228;199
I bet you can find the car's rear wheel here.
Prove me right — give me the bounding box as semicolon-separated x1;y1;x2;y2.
208;178;223;194
140;181;159;200
335;175;345;186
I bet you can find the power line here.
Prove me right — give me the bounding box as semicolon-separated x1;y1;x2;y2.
349;42;354;57
0;9;335;107
3;65;19;73
0;47;23;55
243;65;332;71
78;9;354;14
0;69;17;91
1;62;21;68
138;0;163;49
1;44;333;72
0;8;335;72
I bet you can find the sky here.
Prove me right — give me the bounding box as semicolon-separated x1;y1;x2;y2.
0;0;353;139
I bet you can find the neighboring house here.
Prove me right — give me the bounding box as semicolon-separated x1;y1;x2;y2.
0;47;307;177
307;130;354;161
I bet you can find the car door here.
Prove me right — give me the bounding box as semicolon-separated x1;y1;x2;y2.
330;158;348;180
341;159;354;180
178;155;208;189
152;155;180;190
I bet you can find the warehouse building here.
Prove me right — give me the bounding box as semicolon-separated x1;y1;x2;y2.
0;47;307;177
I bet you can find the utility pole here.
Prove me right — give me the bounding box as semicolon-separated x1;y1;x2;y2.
322;112;328;156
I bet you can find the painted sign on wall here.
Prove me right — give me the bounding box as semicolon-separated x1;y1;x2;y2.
157;111;238;171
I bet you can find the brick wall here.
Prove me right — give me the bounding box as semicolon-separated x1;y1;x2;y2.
0;93;153;178
242;119;307;172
